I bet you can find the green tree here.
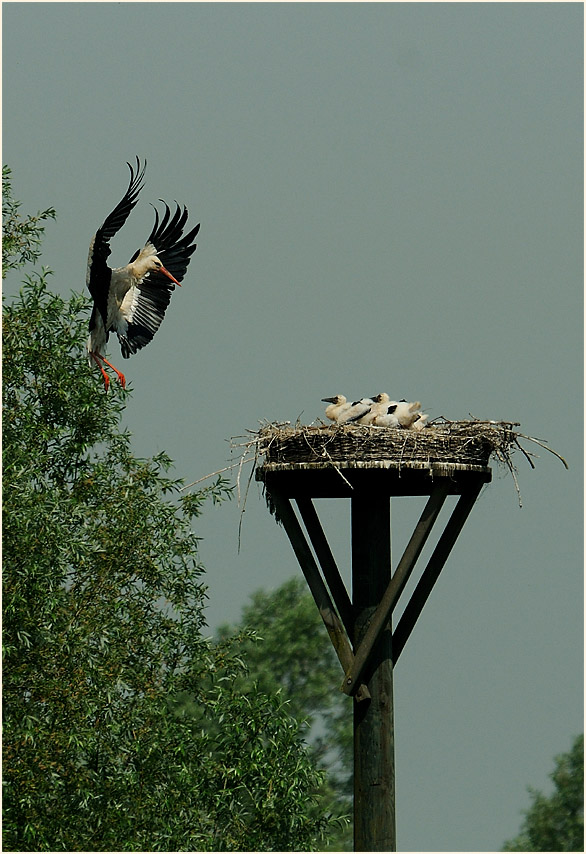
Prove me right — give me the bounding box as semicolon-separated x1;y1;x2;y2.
503;734;584;852
3;171;334;851
217;576;354;850
2;165;55;277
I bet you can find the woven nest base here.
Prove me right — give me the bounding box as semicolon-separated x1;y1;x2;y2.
256;420;520;471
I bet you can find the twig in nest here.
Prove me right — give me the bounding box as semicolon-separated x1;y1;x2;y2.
179;460;255;491
516;433;569;470
513;438;536;470
236;439;261;553
321;445;354;490
502;452;523;508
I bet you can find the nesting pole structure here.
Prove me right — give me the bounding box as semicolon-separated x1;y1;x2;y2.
254;422;513;851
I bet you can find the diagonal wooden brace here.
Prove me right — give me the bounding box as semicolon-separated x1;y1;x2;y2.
269;489;371;702
295;497;354;635
392;482;484;665
341;483;450;696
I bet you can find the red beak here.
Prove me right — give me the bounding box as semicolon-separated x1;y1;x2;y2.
160;265;181;286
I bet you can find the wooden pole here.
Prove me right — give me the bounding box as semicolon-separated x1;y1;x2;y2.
352;493;395;852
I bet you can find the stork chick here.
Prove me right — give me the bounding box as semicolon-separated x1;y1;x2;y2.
361;392;394;425
322;395;351;422
394;400;422;429
322;395;374;424
412;413;429;431
372;404;401;428
345;397;376;423
370;393;423;428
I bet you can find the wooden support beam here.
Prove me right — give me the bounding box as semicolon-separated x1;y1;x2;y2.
392;482;484;665
295;497;354;635
342;483;450;695
352;493;395;852
269;489;370;702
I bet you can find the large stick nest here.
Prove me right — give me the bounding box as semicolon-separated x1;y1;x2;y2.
256;419;517;469
227;418;567;510
182;420;567;531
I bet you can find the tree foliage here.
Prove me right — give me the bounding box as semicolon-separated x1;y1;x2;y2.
2;165;55;277
217;577;586;854
2;170;335;851
217;576;354;850
503;734;584;852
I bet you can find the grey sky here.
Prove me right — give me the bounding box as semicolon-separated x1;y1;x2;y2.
3;3;583;850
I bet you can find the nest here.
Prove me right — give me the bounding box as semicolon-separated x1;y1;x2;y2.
255;419;516;470
182;420;567;534
225;418;568;511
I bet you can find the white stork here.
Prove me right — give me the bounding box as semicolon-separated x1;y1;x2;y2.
412;412;429;431
86;157;200;390
322;395;375;424
322;395;352;422
393;400;423;428
370;393;424;428
372;408;401;428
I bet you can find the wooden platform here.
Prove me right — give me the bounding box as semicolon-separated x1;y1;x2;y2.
256;459;492;498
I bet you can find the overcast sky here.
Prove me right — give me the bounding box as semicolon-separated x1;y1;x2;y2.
3;3;583;851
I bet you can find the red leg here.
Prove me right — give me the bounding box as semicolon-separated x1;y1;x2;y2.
90;352;110;391
99;355;126;389
90;352;126;390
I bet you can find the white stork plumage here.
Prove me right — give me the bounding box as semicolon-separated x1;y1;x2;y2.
86;157;200;390
322;395;375;424
370;393;424;428
322;395;352;422
412;412;429;431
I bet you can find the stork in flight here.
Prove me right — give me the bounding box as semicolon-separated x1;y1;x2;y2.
86;157;200;390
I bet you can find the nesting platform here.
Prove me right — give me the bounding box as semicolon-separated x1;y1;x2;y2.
243;417;566;852
253;420;524;498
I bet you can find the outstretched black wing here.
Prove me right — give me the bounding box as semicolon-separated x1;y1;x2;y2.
86;157;146;321
117;202;200;359
129;201;200;282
